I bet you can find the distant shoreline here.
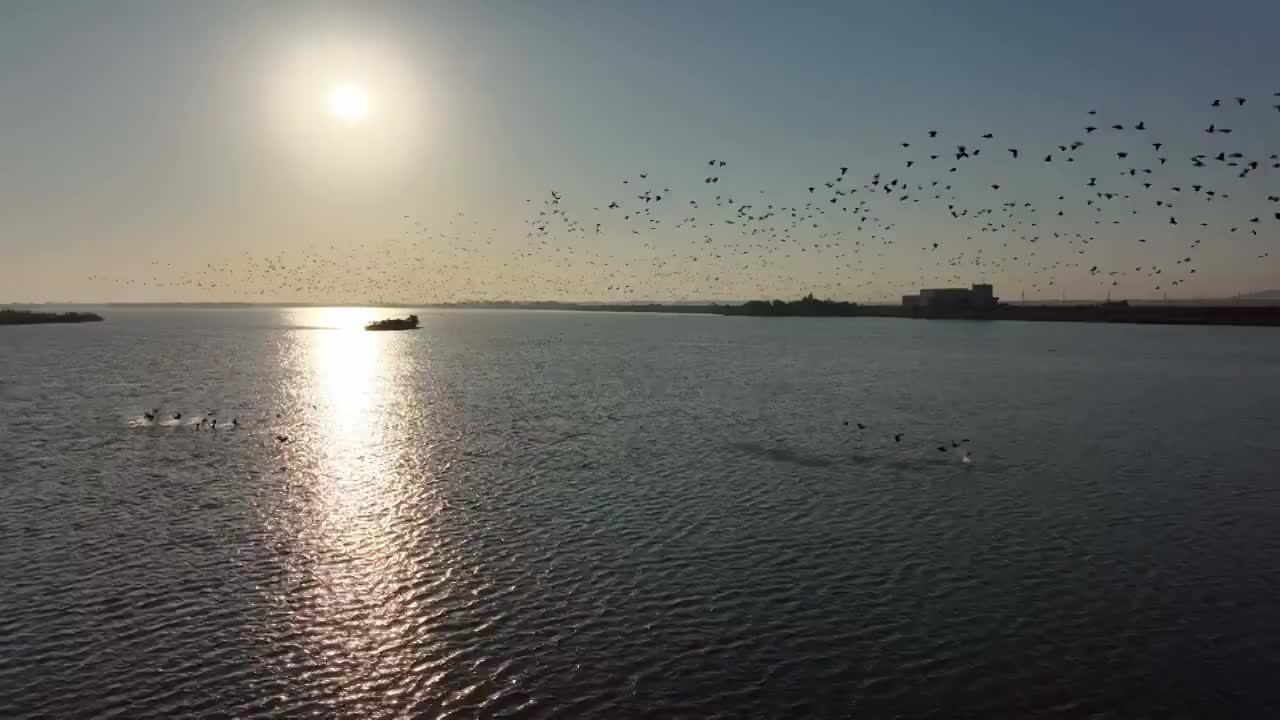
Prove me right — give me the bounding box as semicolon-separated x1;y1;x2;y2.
472;302;1280;326
0;309;103;326
7;295;1280;310
5;301;1280;327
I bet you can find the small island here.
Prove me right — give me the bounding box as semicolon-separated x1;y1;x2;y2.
365;314;420;331
0;309;104;325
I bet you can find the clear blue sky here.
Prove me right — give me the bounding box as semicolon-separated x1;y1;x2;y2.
2;0;1278;303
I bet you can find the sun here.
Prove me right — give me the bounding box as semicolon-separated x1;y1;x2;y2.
326;83;369;123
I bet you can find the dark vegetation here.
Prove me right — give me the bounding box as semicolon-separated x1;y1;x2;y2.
365;314;420;331
0;309;103;325
723;294;860;317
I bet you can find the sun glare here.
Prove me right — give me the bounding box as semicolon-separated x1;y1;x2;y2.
268;38;425;182
327;83;369;122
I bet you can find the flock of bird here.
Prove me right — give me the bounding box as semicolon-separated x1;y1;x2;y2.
135;408;291;443
135;406;972;463
89;93;1278;303
843;420;974;463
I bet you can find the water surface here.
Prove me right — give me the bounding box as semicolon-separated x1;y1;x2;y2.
3;308;1280;718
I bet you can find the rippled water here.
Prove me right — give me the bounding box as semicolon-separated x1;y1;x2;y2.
3;308;1280;718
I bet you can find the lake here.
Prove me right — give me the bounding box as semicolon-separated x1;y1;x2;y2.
3;308;1280;718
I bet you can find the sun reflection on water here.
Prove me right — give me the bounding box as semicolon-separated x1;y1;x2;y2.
270;307;438;708
312;314;378;451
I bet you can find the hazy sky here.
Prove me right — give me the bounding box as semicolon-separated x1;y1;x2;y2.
2;0;1278;303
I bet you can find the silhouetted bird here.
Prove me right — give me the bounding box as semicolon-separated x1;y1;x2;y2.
1237;97;1246;106
1008;148;1018;158
275;434;289;443
1211;99;1221;107
894;433;903;442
